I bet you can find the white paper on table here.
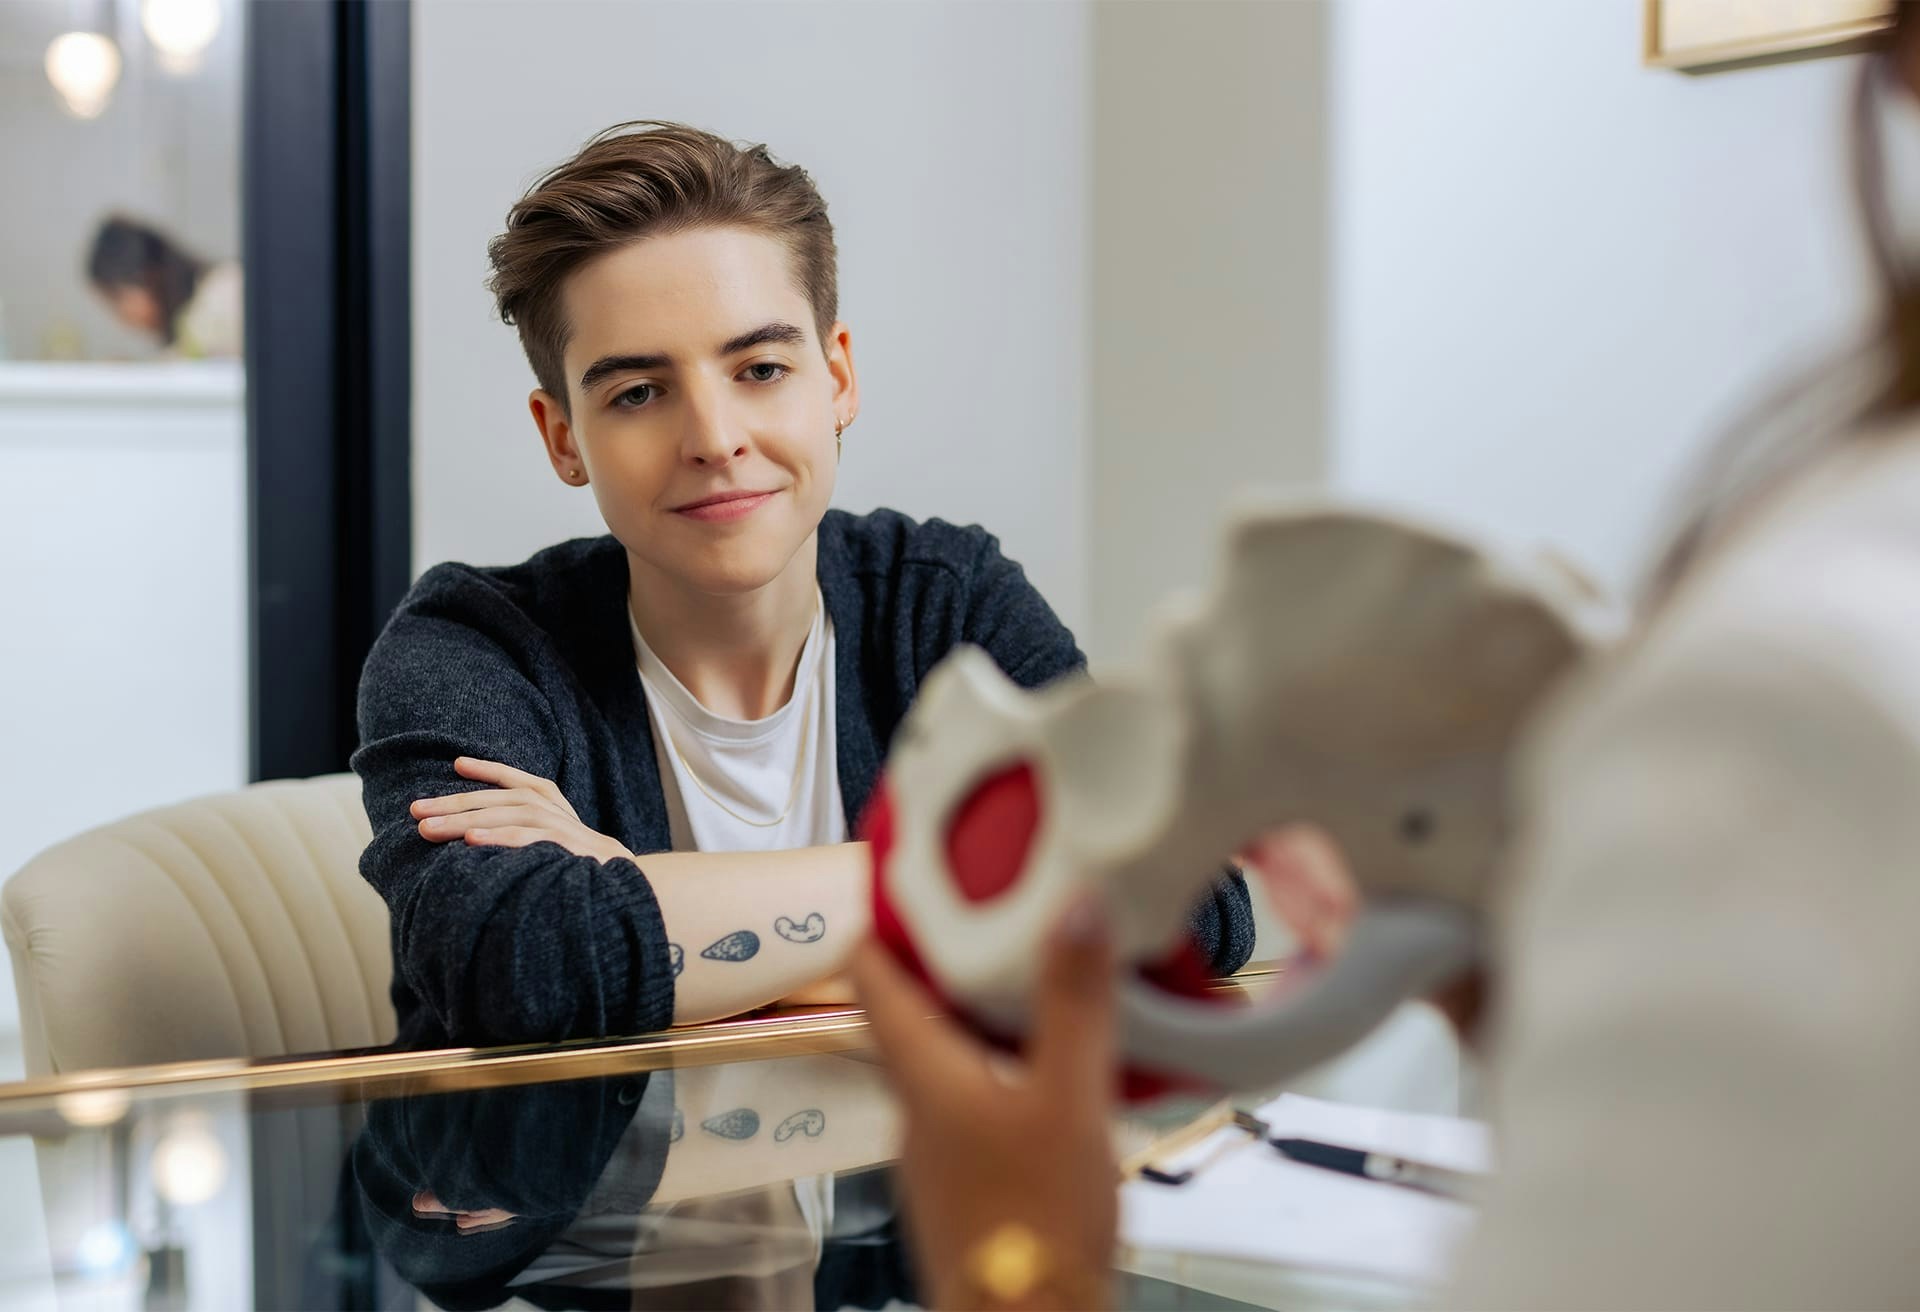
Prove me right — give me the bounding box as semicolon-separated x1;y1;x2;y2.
1119;1093;1492;1286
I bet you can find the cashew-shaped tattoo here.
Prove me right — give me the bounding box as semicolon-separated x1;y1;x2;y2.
774;913;826;944
774;1109;826;1142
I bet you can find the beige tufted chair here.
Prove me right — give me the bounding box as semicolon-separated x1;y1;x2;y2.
1;774;396;1076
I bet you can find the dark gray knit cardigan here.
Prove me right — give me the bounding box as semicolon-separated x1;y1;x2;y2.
353;508;1255;1051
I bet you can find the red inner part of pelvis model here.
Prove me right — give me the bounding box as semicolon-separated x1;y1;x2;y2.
945;762;1042;903
860;772;1236;1104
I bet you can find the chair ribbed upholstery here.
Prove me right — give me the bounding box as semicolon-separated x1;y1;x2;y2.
1;774;395;1076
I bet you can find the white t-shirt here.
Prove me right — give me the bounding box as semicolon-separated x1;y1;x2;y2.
629;593;846;854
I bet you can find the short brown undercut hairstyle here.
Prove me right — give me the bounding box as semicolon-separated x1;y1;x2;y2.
486;121;839;406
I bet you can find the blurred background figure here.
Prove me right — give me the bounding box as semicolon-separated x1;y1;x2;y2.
85;214;242;358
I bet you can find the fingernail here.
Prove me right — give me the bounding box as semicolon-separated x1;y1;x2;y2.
1058;890;1108;946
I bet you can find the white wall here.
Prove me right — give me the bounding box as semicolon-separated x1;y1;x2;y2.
412;0;1090;633
0;369;247;868
1086;0;1331;670
1331;0;1874;596
0;362;247;1071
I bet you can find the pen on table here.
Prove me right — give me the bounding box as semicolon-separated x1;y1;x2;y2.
1271;1137;1480;1203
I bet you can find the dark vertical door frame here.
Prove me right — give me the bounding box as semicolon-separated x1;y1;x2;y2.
243;0;411;782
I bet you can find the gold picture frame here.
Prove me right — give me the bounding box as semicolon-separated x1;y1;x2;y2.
1645;0;1894;72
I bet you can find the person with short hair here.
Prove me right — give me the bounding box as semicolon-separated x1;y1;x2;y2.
353;122;1256;1052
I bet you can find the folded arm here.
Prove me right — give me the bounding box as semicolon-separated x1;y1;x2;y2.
405;756;870;1026
354;603;865;1046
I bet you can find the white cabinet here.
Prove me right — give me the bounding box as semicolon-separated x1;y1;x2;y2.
0;362;247;1058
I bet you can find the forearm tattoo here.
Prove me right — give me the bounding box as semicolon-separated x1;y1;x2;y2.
678;915;826;973
701;1109;760;1140
773;912;826;944
700;929;761;962
678;1107;826;1146
774;1109;826;1141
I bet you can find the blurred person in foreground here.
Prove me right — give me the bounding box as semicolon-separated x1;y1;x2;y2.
854;11;1920;1308
85;214;243;358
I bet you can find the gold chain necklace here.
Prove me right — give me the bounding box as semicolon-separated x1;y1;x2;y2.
640;596;821;830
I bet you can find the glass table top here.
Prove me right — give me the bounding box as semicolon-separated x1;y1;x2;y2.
0;973;1426;1311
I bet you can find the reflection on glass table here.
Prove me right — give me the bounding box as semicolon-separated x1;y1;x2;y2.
353;1054;901;1309
0;972;1431;1311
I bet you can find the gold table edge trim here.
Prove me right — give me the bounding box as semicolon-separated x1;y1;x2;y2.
0;962;1284;1116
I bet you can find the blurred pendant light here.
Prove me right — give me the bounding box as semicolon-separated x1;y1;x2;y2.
45;29;123;119
150;1113;229;1206
141;0;221;75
